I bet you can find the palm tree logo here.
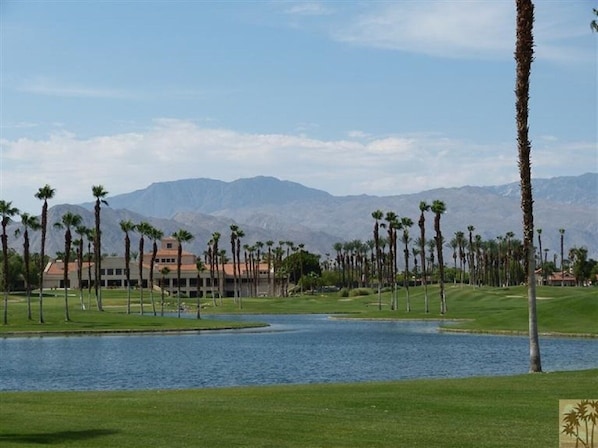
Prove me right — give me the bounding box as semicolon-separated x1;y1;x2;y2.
560;399;598;447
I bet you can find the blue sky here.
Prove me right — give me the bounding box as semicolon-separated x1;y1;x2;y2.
1;0;596;214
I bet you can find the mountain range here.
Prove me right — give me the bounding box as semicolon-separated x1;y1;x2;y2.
8;173;598;262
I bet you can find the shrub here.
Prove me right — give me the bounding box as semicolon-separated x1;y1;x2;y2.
349;288;371;297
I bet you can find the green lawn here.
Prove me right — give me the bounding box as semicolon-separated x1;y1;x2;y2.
1;286;596;447
1;369;596;447
1;285;596;336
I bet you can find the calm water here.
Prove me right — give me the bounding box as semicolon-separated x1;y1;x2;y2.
1;314;597;391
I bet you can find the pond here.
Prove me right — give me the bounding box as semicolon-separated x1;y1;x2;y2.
1;314;597;391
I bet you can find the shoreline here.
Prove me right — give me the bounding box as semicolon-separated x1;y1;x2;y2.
439;327;598;338
0;323;269;338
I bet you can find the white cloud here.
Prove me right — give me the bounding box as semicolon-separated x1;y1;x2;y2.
327;1;593;63
0;119;594;214
284;2;332;17
18;77;139;99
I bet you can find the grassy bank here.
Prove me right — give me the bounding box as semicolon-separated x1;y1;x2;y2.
1;285;596;336
1;369;596;447
0;290;265;334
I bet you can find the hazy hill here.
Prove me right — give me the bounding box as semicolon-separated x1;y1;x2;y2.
92;176;332;218
8;173;597;261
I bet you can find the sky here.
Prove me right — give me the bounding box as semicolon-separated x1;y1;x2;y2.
1;0;596;214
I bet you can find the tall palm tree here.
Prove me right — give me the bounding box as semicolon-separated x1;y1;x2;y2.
229;224;240;302
219;249;228;298
384;211;399;310
254;241;264;297
119;219;136;314
210;232;221;303
172;229;194;318
1;200;19;325
515;0;541;373
54;211;82;322
236;229;245;306
148;225;163;317
455;231;466;286
136;221;152;315
85;228;95;310
35;184;55;323
467;225;476;286
371;210;384;310
418;201;431;313
74;225;89;310
15;213;40;320
159;266;170;316
559;228;566;287
504;231;515;287
195;259;205;319
401;217;414;312
431;200;447;314
91;185;108;311
536;228;544;284
266;240;274;296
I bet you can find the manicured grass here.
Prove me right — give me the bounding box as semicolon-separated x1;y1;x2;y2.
0;290;265;334
1;285;596;336
202;284;598;336
1;369;596;447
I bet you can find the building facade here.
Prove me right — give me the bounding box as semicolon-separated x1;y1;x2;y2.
44;237;271;298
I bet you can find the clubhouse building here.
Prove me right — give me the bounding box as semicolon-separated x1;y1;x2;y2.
44;237;271;298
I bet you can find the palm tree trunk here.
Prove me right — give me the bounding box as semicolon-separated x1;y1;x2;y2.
24;230;32;320
516;0;541;373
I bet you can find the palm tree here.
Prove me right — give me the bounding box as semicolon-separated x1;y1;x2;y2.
371;210;384;310
1;200;19;324
35;184;55;323
148;225;163;317
91;185;109;311
195;259;205;319
236;229;245;306
504;231;515;287
254;241;264;297
401;217;414;312
266;240;274;295
15;213;40;320
384;211;399;310
119;220;136;314
449;237;458;285
159;266;170;316
85;228;95;310
467;225;476;286
431;200;447;314
559;228;566;287
418;201;431;313
229;224;240;302
219;249;228;298
54;211;82;322
210;232;221;304
172;229;194;318
74;225;89;310
136;221;152;315
515;0;541;373
536;228;543;284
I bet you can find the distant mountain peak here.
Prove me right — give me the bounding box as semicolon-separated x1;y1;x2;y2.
101;176;332;219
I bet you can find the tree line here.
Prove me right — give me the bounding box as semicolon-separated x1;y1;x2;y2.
2;184;596;326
